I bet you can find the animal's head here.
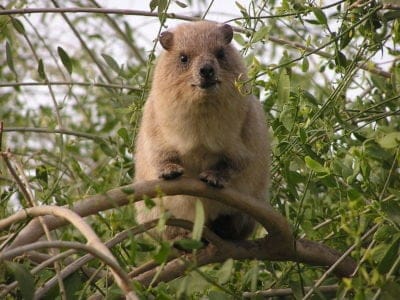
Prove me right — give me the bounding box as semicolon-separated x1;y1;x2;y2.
153;21;246;99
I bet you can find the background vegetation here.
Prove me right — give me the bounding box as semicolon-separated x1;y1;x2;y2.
1;0;399;299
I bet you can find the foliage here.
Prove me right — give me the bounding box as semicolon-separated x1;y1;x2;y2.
1;0;400;299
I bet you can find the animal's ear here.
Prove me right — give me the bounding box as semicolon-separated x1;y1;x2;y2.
159;31;174;50
220;23;233;44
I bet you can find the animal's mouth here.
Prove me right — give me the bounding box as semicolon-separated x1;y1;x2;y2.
192;79;220;89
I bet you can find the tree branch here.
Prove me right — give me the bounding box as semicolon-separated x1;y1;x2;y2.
3;177;356;284
0;205;137;299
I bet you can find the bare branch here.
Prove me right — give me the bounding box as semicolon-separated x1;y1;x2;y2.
6;177;292;249
242;284;338;298
0;240;135;299
0;205;137;299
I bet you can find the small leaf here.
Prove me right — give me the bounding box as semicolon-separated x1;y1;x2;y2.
192;200;205;241
136;242;156;252
57;46;73;74
339;25;353;50
252;25;269;43
5;261;35;300
150;0;159;12
174;0;187;8
6;41;17;75
378;132;400;149
381;201;400;226
305;156;329;174
37;59;46;79
144;196;156;209
153;241;171;263
280;103;296;131
174;239;204;250
377;235;400;274
301;57;309;72
101;53;121;75
99;141;117;157
312;7;327;25
158;0;168;22
277;70;290;105
117;127;130;144
335;50;347;68
11;18;25;34
217;259;233;284
382;11;400;22
35;165;49;184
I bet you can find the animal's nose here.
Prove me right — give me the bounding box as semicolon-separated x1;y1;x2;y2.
199;64;215;79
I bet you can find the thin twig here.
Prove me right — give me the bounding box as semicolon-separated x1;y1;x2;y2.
0;81;140;90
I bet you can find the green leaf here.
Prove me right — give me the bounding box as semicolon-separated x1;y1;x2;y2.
312;7;327;25
382;11;400;22
5;261;35;300
217;258;233;285
174;238;204;250
192;200;205;241
57;46;73;75
37;59;46;79
174;0;187;8
378;132;400;149
99;141;117;157
305;156;329;174
374;224;397;242
280;103;296;131
158;0;168;21
35;165;49;184
101;53;121;75
339;25;353;50
136;241;156;252
149;0;158;12
381;201;400;226
277;70;290;106
6;41;16;74
335;50;347;68
301;57;309;72
11;18;26;34
64;272;83;300
144;196;156;209
153;241;171;263
117;127;130;144
252;25;269;43
380;281;400;300
377;235;400;274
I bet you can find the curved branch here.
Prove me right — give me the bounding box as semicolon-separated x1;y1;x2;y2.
0;240;135;298
0;206;137;300
3;178;356;284
7;177;292;249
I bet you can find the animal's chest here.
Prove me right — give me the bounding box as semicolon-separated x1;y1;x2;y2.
163;109;238;154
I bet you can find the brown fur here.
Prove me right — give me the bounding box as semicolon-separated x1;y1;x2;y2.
134;21;270;240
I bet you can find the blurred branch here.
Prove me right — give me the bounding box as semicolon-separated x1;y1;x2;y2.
0;81;140;90
0;7;198;21
0;6;390;79
88;0;146;65
242;284;339;298
2;126;107;142
51;0;112;83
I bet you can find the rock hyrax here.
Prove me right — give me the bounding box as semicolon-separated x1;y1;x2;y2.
134;21;269;240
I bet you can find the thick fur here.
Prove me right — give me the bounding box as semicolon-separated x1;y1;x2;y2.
134;21;269;240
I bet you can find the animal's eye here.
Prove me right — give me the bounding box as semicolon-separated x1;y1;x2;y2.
216;48;225;60
180;54;188;63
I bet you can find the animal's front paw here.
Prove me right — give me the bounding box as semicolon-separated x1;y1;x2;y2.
159;163;184;180
199;170;227;188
